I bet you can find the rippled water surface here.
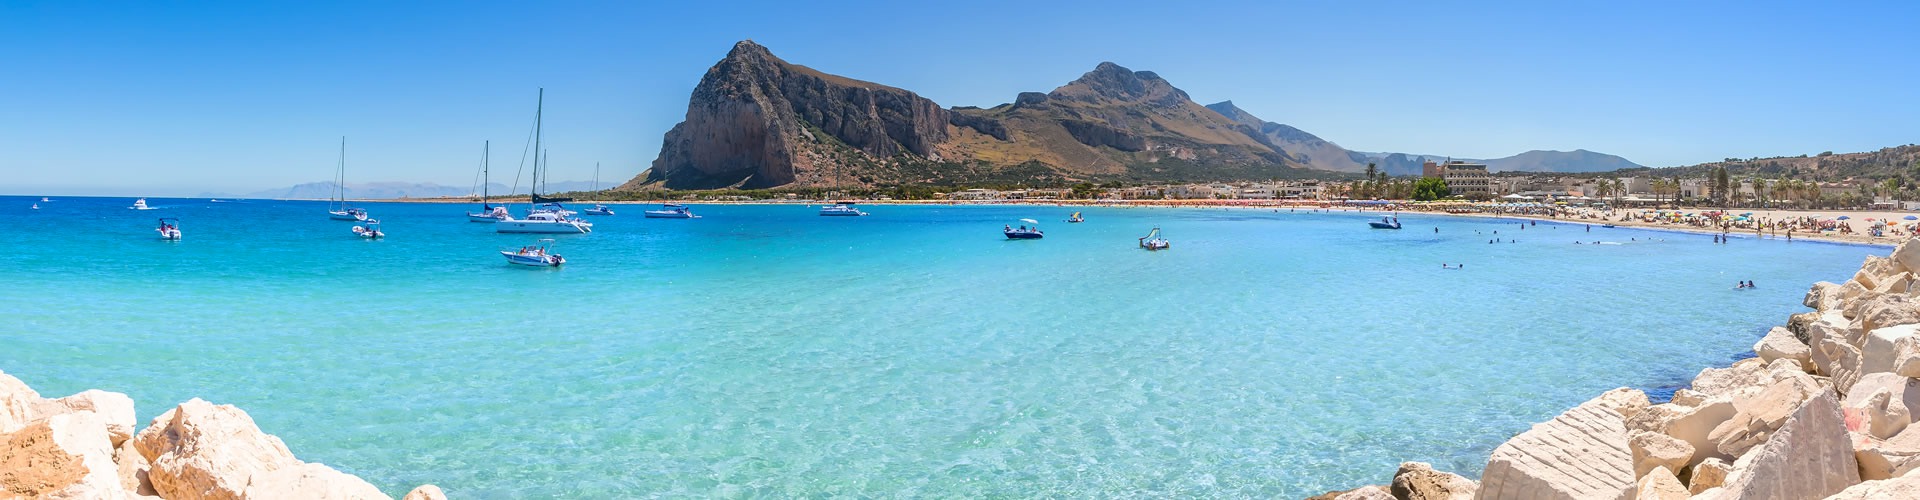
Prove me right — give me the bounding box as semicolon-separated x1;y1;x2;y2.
0;196;1879;497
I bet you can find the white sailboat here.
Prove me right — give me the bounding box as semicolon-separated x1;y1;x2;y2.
328;137;368;221
467;140;510;222
497;89;591;234
583;162;614;216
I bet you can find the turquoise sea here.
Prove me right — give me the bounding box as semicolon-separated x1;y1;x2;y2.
1;196;1879;497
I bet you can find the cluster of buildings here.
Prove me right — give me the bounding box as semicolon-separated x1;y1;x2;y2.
936;181;1326;201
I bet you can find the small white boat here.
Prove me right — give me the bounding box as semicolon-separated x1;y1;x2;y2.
581;163;614;216
29;203;38;210
156;217;181;241
1139;227;1169;251
643;204;698;219
41;197;50;202
468;206;511;223
130;198;152;210
503;239;564;267
330;207;369;221
352;220;385;239
584;204;616;216
820;201;867;216
496;211;591;234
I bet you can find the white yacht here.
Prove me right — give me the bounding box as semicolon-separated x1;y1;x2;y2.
502;239;565;267
130;198;152;210
496;211;591;233
819;201;867;216
643;204;698;219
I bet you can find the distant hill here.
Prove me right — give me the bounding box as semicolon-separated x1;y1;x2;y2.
241;181;603;200
1625;145;1920;180
1349;150;1642;174
1204;101;1369;173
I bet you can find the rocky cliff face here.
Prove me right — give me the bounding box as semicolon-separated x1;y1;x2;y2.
1206;101;1371;173
635;40;952;190
632;42;1313;190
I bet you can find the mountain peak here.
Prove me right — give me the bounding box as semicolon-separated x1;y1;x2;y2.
727;39;771;59
1052;61;1189;105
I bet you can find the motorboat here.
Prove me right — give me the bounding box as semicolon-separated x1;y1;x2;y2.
30;203;38;210
496;211;592;234
130;198;152;210
643;203;698;219
820;201;867;216
1067;211;1085;223
469;206;511;223
156;218;181;241
1004;218;1044;239
41;197;50;202
352;220;384;239
330;207;369;221
1368;216;1402;229
502;239;564;267
1139;227;1170;250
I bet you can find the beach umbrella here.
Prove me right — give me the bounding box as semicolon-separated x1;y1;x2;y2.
1905;216;1917;220
1867;218;1877;221
1742;212;1753;216
1838;216;1851;220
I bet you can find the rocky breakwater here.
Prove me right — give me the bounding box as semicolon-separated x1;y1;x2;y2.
2;372;442;499
1319;238;1920;500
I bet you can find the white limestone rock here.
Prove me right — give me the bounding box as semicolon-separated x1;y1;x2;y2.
1853;422;1920;481
1708;374;1823;458
1669;389;1708;407
1824;472;1920;499
1859;297;1920;339
0;370;41;434
1816;335;1866;395
1334;485;1394;500
1595;387;1650;420
34;389;138;447
134;398;387;500
1687;457;1730;495
1891;237;1920;275
403;485;448;500
1806;281;1844;312
1390;462;1477;500
1843;387;1911;439
114;437;159;497
1838;281;1871;319
0;411;137;499
1626;399;1736;467
1690;359;1769;399
1753;327;1813;372
1629;431;1693;479
239;462;389;499
1719;389;1859;500
1631;465;1687;500
1475;393;1635;500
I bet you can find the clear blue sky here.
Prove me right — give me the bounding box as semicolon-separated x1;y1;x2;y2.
4;1;1916;196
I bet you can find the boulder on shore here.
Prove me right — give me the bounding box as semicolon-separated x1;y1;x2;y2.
134;398;389;500
1719;389;1859;500
1475;392;1635;500
1388;461;1476;500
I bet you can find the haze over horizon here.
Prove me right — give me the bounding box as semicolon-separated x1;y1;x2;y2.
4;0;1916;197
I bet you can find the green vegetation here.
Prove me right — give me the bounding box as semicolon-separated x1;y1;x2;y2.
1412;177;1449;201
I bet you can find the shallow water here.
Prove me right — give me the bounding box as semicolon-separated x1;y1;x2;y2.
0;196;1876;497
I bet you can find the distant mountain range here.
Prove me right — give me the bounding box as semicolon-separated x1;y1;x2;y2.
628;40;1643;190
221;181;604;200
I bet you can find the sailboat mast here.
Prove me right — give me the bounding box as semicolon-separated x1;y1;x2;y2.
336;136;347;209
532;88;543;199
482;140;490;208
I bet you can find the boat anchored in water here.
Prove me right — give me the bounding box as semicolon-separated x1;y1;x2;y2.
352;220;385;239
130;198;152;210
1368;216;1402;229
643;203;698;219
1067;211;1085;223
156;218;181;241
327;137;370;222
467;140;511;222
581;162;615;216
820;201;867;216
495;89;592;234
1139;227;1170;250
1005;218;1044;239
502;239;564;267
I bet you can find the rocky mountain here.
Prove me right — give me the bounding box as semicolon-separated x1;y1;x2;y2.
1205;101;1369;173
630;41;1310;190
1481;150;1642;173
